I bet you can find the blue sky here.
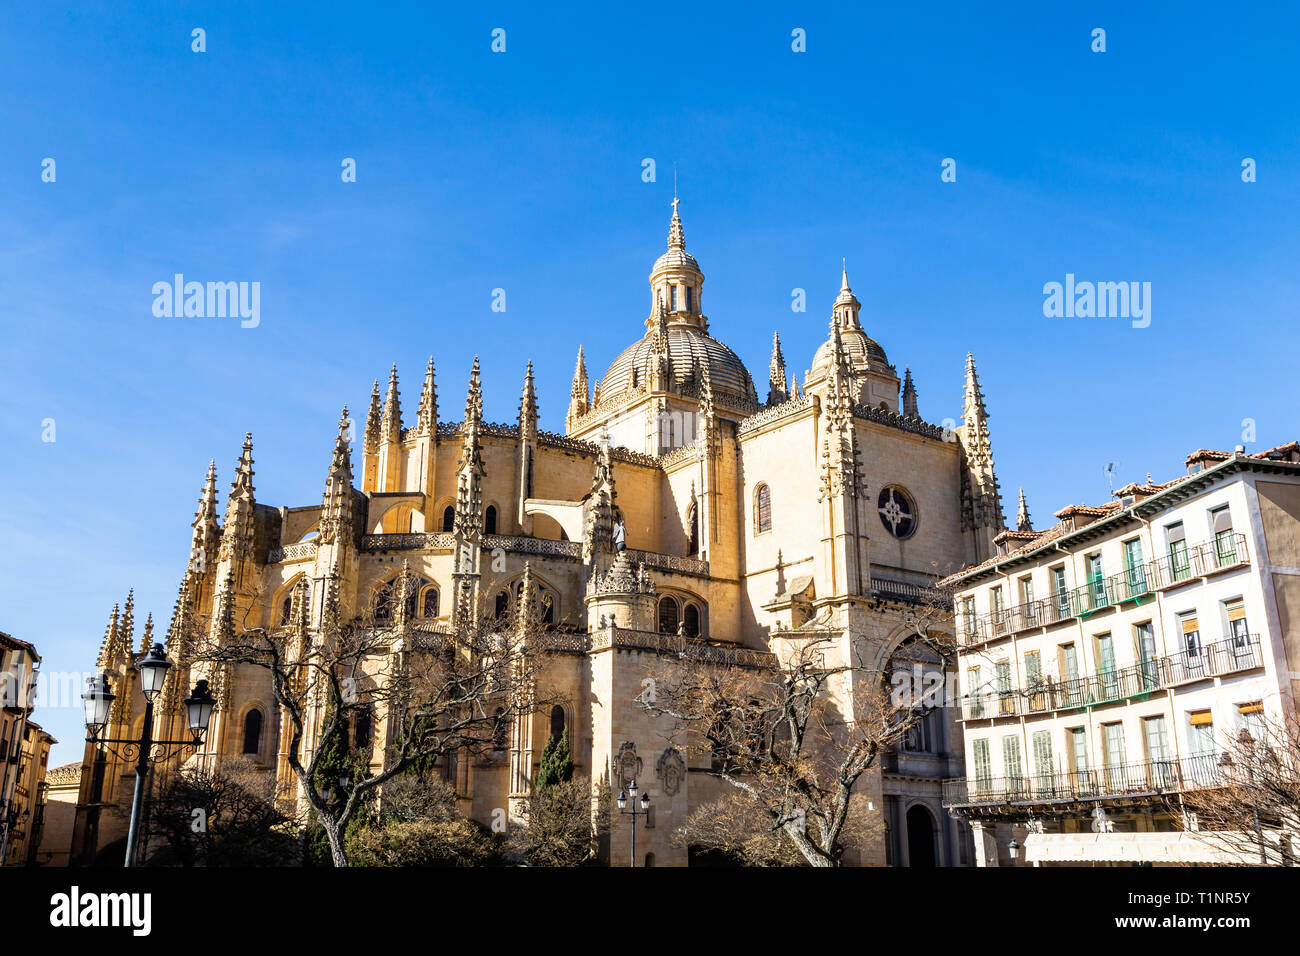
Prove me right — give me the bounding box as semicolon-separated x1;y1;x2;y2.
3;2;1298;763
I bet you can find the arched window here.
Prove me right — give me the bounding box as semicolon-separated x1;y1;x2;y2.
280;594;293;625
442;506;455;532
754;484;772;534
658;596;680;634
422;587;439;618
686;503;699;556
492;708;508;752
485;505;498;535
683;603;701;638
242;709;263;755
549;705;566;742
540;591;555;624
354;708;372;749
494;590;509;619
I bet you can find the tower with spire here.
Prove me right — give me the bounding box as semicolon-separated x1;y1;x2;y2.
959;352;1006;561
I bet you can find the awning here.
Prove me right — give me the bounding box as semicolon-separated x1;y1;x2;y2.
1023;831;1263;865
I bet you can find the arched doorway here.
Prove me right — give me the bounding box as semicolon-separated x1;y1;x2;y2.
906;805;937;867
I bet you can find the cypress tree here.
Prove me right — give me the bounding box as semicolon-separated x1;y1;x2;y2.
533;729;575;790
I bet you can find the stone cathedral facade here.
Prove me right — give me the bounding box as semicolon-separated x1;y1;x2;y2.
71;203;1007;867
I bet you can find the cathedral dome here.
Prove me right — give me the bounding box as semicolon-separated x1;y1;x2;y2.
600;325;757;404
810;327;891;375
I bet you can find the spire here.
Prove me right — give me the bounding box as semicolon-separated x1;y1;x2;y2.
190;460;219;577
668;195;685;250
1017;487;1032;532
453;358;486;541
120;589;135;659
165;578;194;654
959;353;1006;543
566;346;590;432
649;300;673;392
832;263;863;331
138;613;154;657
902;367;919;419
96;603;121;670
381;363;402;443
519;361;538;439
218;433;257;563
416;356;437;434
363;379;382;451
767;331;789;405
320;407;355;545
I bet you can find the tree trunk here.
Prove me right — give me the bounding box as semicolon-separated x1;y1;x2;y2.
784;823;834;867
323;818;348;867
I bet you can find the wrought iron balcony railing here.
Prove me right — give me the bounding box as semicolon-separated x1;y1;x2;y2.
943;753;1225;808
960;634;1263;720
957;535;1248;646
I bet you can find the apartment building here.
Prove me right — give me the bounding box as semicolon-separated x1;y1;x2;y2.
941;443;1300;866
0;631;44;866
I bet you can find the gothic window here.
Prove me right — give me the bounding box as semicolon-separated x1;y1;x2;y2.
242;709;263;755
492;708;508;752
442;506;455;532
485;505;498;536
280;594;293;625
421;587;439;618
683;603;700;638
540;591;555;624
494;590;509;619
549;705;565;742
354;708;372;749
754;484;772;534
687;503;699;555
658;596;680;634
877;486;917;539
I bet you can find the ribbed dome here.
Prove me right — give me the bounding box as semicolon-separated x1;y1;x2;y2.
600;326;757;404
810;328;891;377
652;246;700;276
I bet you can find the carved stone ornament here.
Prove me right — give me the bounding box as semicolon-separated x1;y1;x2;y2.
655;746;686;796
615;741;643;790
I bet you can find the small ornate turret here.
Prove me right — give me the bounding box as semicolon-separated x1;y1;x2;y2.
519;361;538;441
566;346;589;433
362;379;382;452
218;434;257;565
1016;487;1032;532
902;367;919;419
415;356;437;435
768;331;789;405
959;352;1006;558
381;363;402;444
189;460;220;579
319;407;355;545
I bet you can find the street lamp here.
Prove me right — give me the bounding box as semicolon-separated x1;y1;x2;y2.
82;646;215;868
1007;837;1019;868
616;777;652;867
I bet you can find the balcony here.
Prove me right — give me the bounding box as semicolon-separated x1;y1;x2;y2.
1151;533;1249;590
943;753;1225;809
958;538;1248;647
960;634;1264;720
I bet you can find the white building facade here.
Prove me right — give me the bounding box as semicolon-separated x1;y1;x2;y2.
941;445;1300;866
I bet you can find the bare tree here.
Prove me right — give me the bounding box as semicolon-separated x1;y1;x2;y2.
645;596;956;866
183;567;559;867
1172;714;1300;866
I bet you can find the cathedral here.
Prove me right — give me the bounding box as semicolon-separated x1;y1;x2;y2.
72;201;1007;867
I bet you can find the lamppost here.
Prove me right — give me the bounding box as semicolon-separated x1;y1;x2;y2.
616;777;651;868
82;643;216;868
